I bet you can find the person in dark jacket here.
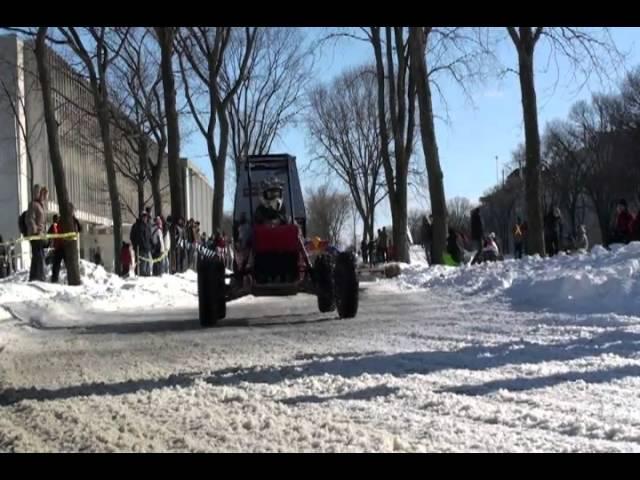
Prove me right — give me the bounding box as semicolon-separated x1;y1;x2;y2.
173;217;186;273
360;238;368;264
611;199;634;245
544;207;563;256
130;213;143;275
446;228;464;265
50;204;82;283
421;215;433;264
27;185;48;282
135;212;152;276
368;238;376;267
513;217;525;260
379;227;390;263
470;207;484;262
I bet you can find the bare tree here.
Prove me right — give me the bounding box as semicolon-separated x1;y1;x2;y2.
176;27;257;231
408;27;446;264
52;27;129;274
409;26;496;264
543;120;589;235
307;65;387;244
306;184;352;246
368;27;416;263
111;27;168;216
568;95;636;244
228;27;314;171
447;196;474;236
154;27;184;221
506;27;623;256
34;28;81;285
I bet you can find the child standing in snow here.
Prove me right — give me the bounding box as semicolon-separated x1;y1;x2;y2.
120;242;132;277
482;233;500;262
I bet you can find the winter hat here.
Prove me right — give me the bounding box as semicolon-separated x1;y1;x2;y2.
618;198;628;208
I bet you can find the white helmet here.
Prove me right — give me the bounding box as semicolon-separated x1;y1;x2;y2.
260;176;284;211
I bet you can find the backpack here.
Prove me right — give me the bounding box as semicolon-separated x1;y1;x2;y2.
513;224;523;240
18;211;28;236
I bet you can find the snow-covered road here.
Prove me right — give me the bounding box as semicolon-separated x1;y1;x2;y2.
2;279;640;451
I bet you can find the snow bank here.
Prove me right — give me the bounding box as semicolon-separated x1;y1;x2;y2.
400;243;640;316
0;260;202;327
0;260;267;328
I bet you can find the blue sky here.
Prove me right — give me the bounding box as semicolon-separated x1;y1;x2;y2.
182;27;640;230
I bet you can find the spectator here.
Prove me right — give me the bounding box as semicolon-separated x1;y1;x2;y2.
367;237;376;267
360;238;368;265
26;185;48;282
482;233;500;262
120;241;132;277
174;217;186;273
544;206;563;256
151;216;165;276
421;215;433;264
136;212;152;276
93;245;103;266
611;198;634;245
160;217;171;273
513;217;525;260
0;235;8;278
446;228;464;265
50;203;82;283
470;207;484;260
576;225;589;251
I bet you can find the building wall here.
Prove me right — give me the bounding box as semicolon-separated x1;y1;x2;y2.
185;161;213;237
0;35;213;272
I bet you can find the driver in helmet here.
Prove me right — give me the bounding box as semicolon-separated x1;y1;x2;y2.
255;176;288;225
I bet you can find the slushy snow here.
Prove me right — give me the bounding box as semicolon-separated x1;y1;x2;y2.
0;245;639;452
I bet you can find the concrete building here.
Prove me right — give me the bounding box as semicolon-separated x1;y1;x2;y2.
0;34;212;271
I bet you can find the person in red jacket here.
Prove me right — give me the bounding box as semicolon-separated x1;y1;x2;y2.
612;199;634;245
50;204;82;283
120;241;132;277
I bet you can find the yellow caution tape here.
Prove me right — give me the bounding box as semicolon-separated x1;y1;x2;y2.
137;248;170;265
0;232;79;247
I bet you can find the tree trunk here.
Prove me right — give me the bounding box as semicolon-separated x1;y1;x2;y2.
157;27;184;221
149;147;164;221
34;28;81;286
392;178;409;262
211;107;230;232
516;41;545;256
137;179;145;216
137;139;147;215
408;27;448;265
96;100;123;275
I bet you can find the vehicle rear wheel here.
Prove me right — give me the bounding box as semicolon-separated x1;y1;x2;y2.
334;252;358;318
197;255;227;327
314;255;335;313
